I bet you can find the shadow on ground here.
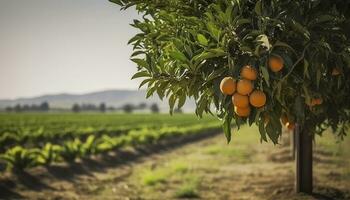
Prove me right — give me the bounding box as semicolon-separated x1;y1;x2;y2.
0;129;220;199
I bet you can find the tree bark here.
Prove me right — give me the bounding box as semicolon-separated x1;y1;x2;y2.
291;131;295;160
295;123;313;193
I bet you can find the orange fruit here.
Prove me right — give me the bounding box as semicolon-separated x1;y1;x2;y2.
314;98;323;105
236;79;253;95
310;99;317;106
232;93;249;108
287;122;295;131
307;98;323;106
249;90;266;107
220;77;236;95
281;114;288;125
240;65;257;80
332;68;341;76
268;56;284;72
234;106;251;117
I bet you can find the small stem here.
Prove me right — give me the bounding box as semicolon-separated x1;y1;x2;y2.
281;44;310;82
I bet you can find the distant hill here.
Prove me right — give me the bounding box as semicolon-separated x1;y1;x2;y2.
0;90;196;112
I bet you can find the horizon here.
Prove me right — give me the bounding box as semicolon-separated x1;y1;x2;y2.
0;0;141;99
0;88;146;101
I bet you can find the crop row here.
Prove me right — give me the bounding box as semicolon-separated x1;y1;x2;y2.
0;123;220;172
0;114;217;151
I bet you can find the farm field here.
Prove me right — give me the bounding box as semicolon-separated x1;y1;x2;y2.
0;117;349;199
0;113;221;172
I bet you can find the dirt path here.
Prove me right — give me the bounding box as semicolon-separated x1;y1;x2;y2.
1;126;350;200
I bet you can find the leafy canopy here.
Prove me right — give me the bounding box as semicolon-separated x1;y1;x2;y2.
111;0;350;143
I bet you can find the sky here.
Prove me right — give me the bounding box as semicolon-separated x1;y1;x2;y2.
0;0;141;99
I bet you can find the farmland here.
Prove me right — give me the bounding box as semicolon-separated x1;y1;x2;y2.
0;123;349;199
0;113;221;172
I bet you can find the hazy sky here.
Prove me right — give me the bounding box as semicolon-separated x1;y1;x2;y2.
0;0;141;99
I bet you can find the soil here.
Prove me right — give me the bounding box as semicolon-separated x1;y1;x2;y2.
0;126;349;200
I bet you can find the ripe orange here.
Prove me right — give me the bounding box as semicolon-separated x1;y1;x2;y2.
268;56;284;72
232;93;249;108
234;106;251;117
240;65;257;80
332;67;341;76
236;79;253;95
249;90;266;107
314;98;323;105
307;98;323;106
220;77;236;95
287;122;295;131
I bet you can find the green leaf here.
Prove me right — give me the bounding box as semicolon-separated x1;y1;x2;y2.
225;4;233;24
234;18;251;27
131;58;148;68
206;22;221;41
168;94;176;114
131;50;145;57
258;120;267;142
177;94;186;109
248;108;257;126
223;114;232;143
261;67;270;86
192;48;227;69
290;20;310;40
109;0;123;5
266;121;279;144
303;59;310;78
169;50;189;63
131;71;150;79
197;34;208;46
309;15;335;26
316;69;321;89
302;84;311;103
138;78;151;89
254;0;262;15
127;33;143;44
273;41;297;55
146;86;157;98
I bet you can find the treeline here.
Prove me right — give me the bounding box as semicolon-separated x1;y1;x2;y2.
71;103;108;113
118;103;161;113
3;102;181;113
71;102;167;113
5;102;49;112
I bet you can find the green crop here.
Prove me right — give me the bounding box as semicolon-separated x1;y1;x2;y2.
36;143;61;166
0;113;221;172
0;146;39;171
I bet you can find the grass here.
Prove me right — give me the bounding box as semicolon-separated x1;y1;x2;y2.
203;145;252;163
174;177;200;198
201;125;261;163
170;161;189;174
140;160;190;186
141;170;168;186
138;159;201;198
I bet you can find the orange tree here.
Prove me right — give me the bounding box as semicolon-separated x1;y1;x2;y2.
111;0;350;193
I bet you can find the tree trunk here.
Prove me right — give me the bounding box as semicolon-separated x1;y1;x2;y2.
290;131;295;160
295;123;313;193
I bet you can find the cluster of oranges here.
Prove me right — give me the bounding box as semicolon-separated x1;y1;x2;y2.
219;65;267;117
219;56;285;117
218;55;333;131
